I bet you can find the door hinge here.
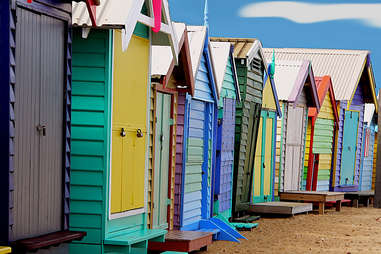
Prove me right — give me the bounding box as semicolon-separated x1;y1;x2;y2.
169;118;174;126
167;199;171;205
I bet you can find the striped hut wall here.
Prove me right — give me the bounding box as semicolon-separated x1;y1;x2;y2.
275;102;287;196
359;125;375;191
372;132;378;190
315;93;335;191
147;84;156;228
174;92;186;229
169;93;178;229
302;118;312;190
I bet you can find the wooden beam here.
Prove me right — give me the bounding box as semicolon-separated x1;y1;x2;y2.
374;89;381;207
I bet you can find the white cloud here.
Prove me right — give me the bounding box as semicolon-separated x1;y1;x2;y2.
239;1;381;28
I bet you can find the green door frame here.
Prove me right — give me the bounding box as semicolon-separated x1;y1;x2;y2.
253;110;276;203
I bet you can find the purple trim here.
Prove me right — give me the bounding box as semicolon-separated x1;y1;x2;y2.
174;92;186;229
288;61;320;111
332;99;364;191
0;0;12;243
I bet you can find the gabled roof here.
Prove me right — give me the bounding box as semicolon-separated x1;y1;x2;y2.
187;25;218;103
263;48;378;112
72;0;178;58
309;76;339;126
273;60;320;110
210;37;268;75
151;22;195;96
263;65;282;117
210;41;241;102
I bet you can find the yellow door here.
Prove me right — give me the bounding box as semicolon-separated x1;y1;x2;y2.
253;117;263;201
111;31;149;214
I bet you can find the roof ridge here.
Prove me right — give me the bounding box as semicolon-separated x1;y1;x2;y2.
263;48;369;55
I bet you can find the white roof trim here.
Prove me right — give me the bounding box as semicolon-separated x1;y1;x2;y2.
72;0;178;60
210;42;230;94
187;26;207;79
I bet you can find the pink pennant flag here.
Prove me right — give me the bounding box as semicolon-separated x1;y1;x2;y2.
152;0;162;33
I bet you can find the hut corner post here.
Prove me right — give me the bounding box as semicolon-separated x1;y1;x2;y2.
374;89;381;207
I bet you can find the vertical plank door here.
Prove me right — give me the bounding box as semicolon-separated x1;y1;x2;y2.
340;110;359;185
284;106;305;191
153;93;171;229
13;7;64;240
110;33;149;214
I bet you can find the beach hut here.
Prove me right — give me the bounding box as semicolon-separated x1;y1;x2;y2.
209;41;241;219
264;48;378;192
149;22;194;230
170;25;219;232
70;1;178;253
252;64;282;203
210;37;267;217
269;60;320;194
303;76;339;191
0;1;95;252
359;104;377;191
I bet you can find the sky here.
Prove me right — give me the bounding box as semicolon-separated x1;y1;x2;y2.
168;0;381;91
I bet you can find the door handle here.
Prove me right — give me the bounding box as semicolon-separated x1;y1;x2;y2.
137;129;143;138
120;128;126;137
36;125;46;136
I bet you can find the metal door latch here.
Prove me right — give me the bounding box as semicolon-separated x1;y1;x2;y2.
36;124;46;136
137;129;143;138
120;128;126;137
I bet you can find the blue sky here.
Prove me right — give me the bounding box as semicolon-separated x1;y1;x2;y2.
168;0;381;91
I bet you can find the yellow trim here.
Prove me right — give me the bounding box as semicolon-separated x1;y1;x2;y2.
368;66;379;113
0;246;11;254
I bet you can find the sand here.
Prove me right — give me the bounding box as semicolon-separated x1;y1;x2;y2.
201;207;381;254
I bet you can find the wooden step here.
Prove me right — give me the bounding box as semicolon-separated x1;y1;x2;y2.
148;230;213;253
13;231;86;252
249;201;313;215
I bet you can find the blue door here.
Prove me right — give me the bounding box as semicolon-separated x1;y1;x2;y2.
340;110;359;185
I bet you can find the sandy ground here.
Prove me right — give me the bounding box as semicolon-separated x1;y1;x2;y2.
201;207;381;254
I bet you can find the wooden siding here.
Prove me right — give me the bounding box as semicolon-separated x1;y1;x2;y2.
148;86;156;228
215;98;236;218
71;29;110;245
169;93;177;230
13;8;65;240
174;93;186;229
148;86;178;230
302;119;312;190
372;132;378;190
233;55;263;213
314;118;334;191
181;51;216;229
217;55;237;115
359;126;375;191
275;102;287;197
214;55;237;218
332;84;365;191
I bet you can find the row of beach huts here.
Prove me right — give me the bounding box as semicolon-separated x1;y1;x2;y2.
0;0;379;254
